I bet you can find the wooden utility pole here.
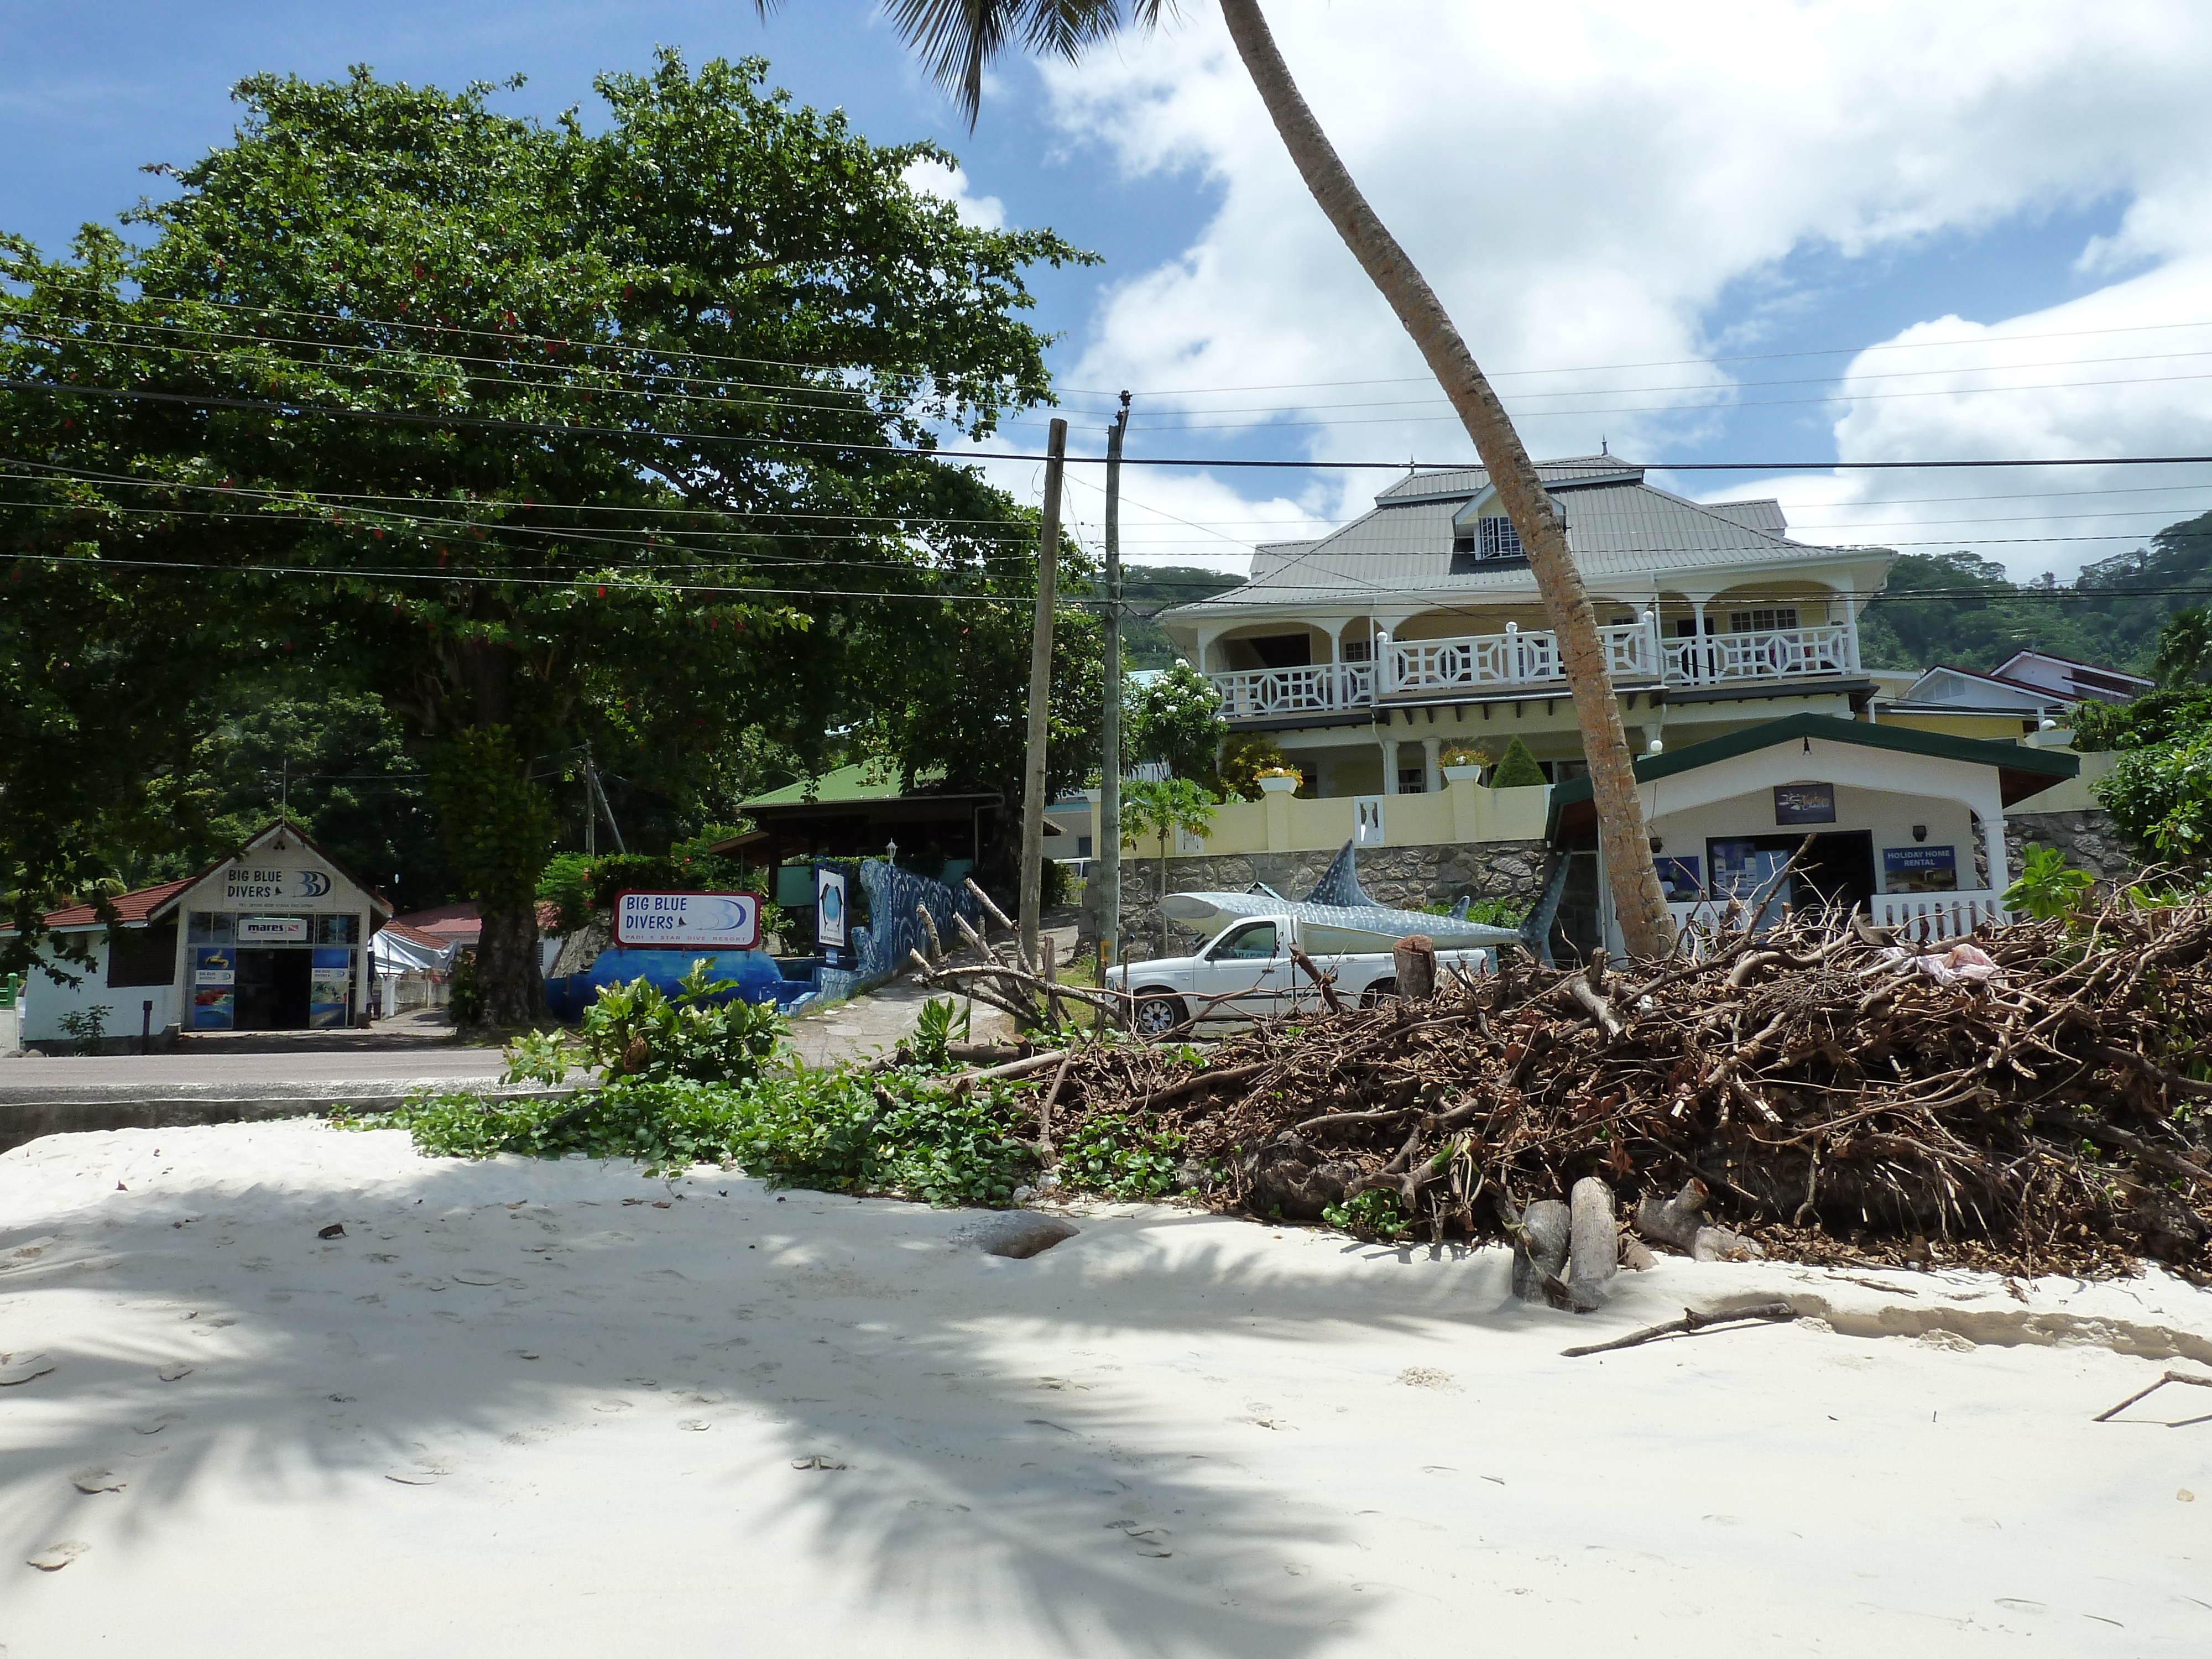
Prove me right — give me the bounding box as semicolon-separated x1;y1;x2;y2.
1097;394;1130;979
1018;417;1068;971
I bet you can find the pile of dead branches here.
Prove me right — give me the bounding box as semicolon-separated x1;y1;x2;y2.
1045;891;2212;1280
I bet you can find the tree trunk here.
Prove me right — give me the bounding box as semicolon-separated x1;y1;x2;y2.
475;904;545;1029
1217;0;1674;958
1392;934;1437;1000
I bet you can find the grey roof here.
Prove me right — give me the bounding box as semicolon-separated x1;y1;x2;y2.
1699;498;1788;535
1165;458;1889;618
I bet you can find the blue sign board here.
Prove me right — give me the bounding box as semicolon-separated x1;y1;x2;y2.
1883;845;1958;893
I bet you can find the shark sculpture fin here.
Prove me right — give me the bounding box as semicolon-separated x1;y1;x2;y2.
1448;894;1472;921
1303;839;1380;909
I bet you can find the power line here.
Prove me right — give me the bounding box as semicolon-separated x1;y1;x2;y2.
11;373;2212;474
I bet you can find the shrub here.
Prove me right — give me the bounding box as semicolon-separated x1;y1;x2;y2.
1058;1113;1187;1200
58;1005;113;1053
1322;1187;1411;1239
1215;732;1288;801
446;950;481;1026
1439;742;1490;770
1489;737;1547;787
2098;724;2212;859
367;1066;1037;1199
2004;844;2096;921
576;960;789;1085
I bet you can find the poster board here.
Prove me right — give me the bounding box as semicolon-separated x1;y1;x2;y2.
309;946;352;1028
614;891;762;951
192;946;236;1030
815;866;850;953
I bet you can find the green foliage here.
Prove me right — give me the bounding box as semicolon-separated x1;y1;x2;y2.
1322;1187;1411;1240
374;1065;1036;1199
500;1028;572;1089
446;950;482;1027
1127;662;1225;782
2153;608;2212;688
428;727;556;915
911;996;971;1068
1214;732;1288;802
1117;568;1244;669
1118;776;1219;850
1421;894;1531;926
1057;1113;1187;1200
576;960;790;1085
2070;688;2212;753
57;1005;112;1050
1855;518;2212;679
2003;844;2096;921
2099;724;2212;859
2;53;1083;967
1489;737;1547;788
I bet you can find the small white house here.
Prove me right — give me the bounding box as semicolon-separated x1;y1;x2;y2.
13;821;392;1046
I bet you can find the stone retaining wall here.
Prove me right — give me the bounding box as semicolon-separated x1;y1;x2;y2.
1099;840;1547;958
2004;808;2143;885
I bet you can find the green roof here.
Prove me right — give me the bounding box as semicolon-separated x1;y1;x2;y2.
743;761;957;810
1547;713;2079;837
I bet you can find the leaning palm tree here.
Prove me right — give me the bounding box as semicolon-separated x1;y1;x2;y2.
758;0;1677;956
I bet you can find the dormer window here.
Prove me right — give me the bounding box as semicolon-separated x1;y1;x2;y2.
1449;514;1525;570
1479;515;1524;558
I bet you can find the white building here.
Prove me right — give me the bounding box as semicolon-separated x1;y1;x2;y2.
13;821;392;1047
1093;456;2093;955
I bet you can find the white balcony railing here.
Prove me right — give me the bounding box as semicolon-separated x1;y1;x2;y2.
1209;619;1856;714
1667;890;2007;947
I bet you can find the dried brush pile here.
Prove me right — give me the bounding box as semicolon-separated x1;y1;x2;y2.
1048;894;2212;1280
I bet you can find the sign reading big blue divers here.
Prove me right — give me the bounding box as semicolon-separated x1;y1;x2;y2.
614;891;761;950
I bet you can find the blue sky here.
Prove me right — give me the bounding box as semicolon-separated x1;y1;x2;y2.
7;1;2212;578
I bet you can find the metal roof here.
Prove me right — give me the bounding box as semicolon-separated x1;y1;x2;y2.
1168;460;1888;618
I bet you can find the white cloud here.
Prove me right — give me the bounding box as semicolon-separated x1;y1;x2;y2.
1025;0;2212;564
902;157;1007;229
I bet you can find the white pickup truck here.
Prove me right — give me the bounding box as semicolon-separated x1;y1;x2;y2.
1107;914;1494;1037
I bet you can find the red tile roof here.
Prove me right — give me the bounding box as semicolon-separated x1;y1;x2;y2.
377;920;453;951
38;879;192;931
390;902;482;943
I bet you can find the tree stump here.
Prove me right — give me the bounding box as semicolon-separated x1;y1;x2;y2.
1394;934;1438;1001
1511;1198;1571;1305
1567;1176;1618;1309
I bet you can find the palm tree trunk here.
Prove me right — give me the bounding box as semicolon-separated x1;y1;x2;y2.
1216;0;1675;958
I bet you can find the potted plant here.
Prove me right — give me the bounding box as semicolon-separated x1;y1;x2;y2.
1255;764;1303;795
1439;743;1489;784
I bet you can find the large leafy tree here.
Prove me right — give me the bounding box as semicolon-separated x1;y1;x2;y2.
1;55;1089;1016
757;0;1677;956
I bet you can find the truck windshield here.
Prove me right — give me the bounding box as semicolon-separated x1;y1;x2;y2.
1209;922;1279;961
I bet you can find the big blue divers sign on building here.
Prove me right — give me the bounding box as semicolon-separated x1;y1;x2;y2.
614;890;761;950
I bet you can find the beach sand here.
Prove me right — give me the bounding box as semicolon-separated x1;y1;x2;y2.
2;1119;2208;1656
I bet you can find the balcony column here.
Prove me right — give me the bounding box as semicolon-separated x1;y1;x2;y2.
1421;735;1443;795
1381;737;1401;795
1375;629;1395;696
1690;600;1709;682
1505;620;1521;684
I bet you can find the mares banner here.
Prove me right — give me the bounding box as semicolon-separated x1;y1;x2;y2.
815;865;849;953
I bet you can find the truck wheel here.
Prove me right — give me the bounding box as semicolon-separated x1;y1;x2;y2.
1358;978;1399;1009
1132;993;1189;1037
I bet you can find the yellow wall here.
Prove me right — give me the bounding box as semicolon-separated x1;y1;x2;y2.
1105;779;1550;859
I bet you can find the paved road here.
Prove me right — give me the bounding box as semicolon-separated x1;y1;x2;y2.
0;1046;509;1099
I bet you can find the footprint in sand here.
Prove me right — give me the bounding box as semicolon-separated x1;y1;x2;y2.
134;1413;182;1434
26;1540;90;1571
71;1468;127;1494
156;1363;194;1383
677;1420;712;1432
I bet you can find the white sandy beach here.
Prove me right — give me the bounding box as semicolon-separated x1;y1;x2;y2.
2;1119;2208;1657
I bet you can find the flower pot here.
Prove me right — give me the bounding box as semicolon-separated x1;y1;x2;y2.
1441;764;1484;783
1257;775;1300;794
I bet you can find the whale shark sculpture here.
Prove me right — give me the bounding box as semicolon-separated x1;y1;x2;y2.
1156;839;1526;953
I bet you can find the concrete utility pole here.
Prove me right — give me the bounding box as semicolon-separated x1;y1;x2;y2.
584;743;627;855
1097;394;1130;979
1018;417;1068;970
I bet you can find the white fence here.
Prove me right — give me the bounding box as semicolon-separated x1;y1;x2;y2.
1666;889;2009;948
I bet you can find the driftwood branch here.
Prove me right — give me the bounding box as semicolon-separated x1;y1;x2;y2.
2091;1369;2212;1423
1561;1301;1797;1358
